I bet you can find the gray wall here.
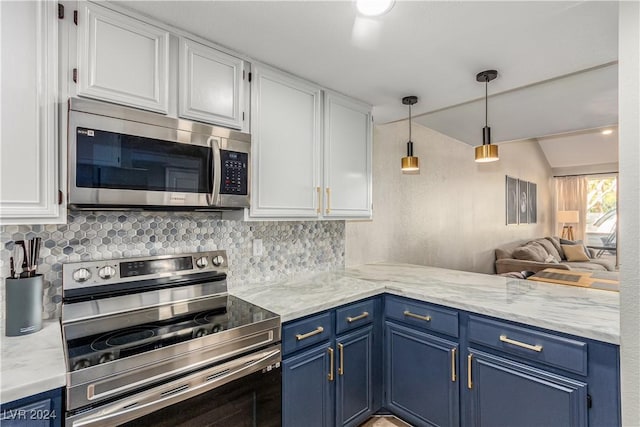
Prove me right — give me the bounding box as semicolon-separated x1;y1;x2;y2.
346;121;553;273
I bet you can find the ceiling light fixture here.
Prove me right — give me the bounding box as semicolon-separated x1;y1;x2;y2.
601;129;613;135
474;69;499;163
355;0;395;17
401;95;419;173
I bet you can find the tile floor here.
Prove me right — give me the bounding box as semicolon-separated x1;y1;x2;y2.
359;415;412;427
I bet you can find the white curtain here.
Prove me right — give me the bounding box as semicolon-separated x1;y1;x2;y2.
554;176;588;240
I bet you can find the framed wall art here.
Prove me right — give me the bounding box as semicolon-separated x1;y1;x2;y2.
506;176;518;225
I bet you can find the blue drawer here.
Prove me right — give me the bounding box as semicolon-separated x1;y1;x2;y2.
283;311;334;356
385;296;458;338
336;299;375;335
468;315;588;375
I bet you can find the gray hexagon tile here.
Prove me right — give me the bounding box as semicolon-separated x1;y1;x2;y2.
1;212;345;320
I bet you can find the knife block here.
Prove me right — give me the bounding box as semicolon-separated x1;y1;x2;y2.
5;274;43;336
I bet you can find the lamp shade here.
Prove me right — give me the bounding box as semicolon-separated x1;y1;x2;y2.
557;210;580;223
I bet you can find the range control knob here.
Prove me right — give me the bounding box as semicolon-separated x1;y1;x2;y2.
98;266;117;280
72;268;92;283
72;359;91;371
195;256;209;269
98;352;115;364
212;255;225;267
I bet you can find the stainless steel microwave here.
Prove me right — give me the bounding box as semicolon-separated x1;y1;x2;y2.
67;98;250;210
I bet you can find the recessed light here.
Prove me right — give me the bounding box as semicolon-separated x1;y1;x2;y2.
356;0;395;17
601;129;613;135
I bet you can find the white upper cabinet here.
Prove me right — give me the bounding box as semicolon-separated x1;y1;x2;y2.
250;65;322;218
0;0;62;225
323;92;372;218
247;66;372;220
77;2;170;113
179;38;245;130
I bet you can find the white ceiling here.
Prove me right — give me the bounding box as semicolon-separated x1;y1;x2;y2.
537;127;619;169
113;0;619;152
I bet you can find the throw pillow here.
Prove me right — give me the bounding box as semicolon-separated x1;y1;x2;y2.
560;238;592;259
513;242;549;263
547;236;565;259
544;255;559;264
535;238;562;262
561;244;590;262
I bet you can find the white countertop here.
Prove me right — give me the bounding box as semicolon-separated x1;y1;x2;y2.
0;262;620;404
232;262;620;344
0;320;66;403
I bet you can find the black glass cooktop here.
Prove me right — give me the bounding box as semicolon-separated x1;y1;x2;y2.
65;295;277;371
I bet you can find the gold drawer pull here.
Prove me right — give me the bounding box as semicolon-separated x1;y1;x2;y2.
338;343;344;376
296;326;324;341
451;348;457;382
403;310;432;322
328;347;334;381
346;312;369;323
467;354;473;389
499;335;543;352
326;187;331;214
316;187;321;214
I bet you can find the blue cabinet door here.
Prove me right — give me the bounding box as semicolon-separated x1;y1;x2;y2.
385;321;460;427
283;344;334;427
468;349;588;427
336;325;374;427
0;388;62;427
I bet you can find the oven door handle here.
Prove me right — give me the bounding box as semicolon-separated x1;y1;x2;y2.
67;345;281;427
207;137;222;206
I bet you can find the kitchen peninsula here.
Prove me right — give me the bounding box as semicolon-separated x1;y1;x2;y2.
2;262;620;426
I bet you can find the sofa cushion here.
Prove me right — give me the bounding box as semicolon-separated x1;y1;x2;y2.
513;242;549;263
561;244;590;262
561;261;607;271
560;238;592;259
589;258;616;271
495;247;514;260
546;236;564;258
533;238;562;262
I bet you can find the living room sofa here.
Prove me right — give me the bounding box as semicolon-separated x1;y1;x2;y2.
495;236;616;274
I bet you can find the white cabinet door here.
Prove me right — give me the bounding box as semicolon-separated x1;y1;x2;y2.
0;0;62;224
77;2;169;113
323;92;372;218
179;38;246;130
250;65;321;217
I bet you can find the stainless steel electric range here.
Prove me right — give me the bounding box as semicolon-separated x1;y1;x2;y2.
61;251;281;426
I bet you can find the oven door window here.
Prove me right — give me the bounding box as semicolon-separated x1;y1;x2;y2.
121;368;281;427
76;127;212;194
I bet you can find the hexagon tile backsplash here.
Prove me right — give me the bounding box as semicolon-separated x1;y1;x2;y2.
1;212;345;319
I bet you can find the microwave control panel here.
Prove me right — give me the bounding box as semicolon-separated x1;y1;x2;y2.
220;150;248;195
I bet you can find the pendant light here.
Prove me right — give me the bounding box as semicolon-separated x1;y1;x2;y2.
475;70;499;163
401;95;419;172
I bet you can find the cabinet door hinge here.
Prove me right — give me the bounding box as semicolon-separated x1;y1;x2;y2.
587;394;593;409
58;190;64;205
58;4;64;19
248;72;252;82
74;10;78;25
73;68;78;83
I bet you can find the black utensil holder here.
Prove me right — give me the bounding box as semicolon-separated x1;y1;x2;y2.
5;274;43;336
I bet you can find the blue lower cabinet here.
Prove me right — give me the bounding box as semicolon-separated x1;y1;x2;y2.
385;321;460;427
336;326;375;427
468;349;588;427
283;344;334;427
0;388;62;427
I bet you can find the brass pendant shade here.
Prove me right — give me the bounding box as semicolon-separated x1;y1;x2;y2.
474;70;499;163
401;96;419;173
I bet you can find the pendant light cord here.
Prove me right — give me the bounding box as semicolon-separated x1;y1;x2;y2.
485;79;488;127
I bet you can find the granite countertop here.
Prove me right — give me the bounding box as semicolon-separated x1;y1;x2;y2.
0;262;620;405
0;320;67;403
232;262;620;344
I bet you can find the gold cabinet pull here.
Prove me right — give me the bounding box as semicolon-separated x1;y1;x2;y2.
467;354;473;389
316;187;321;214
296;326;324;341
451;348;457;382
346;312;369;323
403;310;432;322
328;347;334;381
338;343;344;376
499;335;543;352
325;187;331;214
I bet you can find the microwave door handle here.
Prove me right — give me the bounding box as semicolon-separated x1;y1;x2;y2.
208;137;222;206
